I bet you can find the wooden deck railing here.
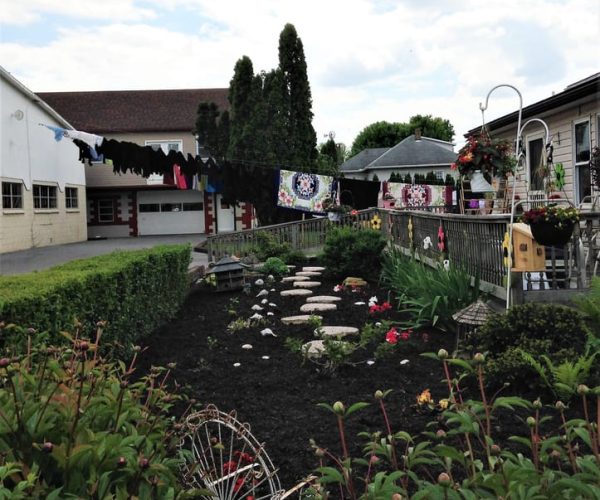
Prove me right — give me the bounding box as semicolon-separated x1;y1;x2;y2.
206;208;600;303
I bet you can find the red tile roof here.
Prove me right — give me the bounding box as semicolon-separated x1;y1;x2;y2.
36;88;229;134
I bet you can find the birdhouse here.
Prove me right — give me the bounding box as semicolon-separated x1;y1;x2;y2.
511;223;546;272
452;299;495;352
207;256;249;292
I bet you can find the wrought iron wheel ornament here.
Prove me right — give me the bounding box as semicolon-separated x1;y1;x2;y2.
179;405;283;499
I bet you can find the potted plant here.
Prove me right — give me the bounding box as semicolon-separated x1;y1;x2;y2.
520;204;580;246
322;197;349;222
452;133;516;192
590;146;600;191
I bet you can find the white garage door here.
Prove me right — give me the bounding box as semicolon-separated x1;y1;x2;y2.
138;190;205;235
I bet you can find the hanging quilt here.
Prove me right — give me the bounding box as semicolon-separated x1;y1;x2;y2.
277;169;334;214
387;182;453;208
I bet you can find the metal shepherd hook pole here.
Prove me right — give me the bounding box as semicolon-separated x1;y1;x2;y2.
479;84;523;310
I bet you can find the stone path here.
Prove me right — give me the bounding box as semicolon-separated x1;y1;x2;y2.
281;289;313;297
293;281;321;288
295;271;321;277
281;275;309;282
316;326;359;338
300;303;337;313
281;315;323;325
306;295;341;303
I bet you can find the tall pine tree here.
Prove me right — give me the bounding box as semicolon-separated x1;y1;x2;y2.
227;56;256;161
278;23;317;168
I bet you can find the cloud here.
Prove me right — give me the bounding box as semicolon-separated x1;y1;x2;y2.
0;0;156;25
0;0;597;148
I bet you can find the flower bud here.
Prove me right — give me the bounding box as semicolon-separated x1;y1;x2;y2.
435;429;447;439
332;401;345;415
577;384;590;395
526;416;536;428
437;472;451;487
374;390;384;400
437;349;448;360
117;456;127;468
490;444;501;456
42;441;54;453
550;450;561;461
391;494;403;500
139;458;150;469
555;401;566;411
120;380;129;389
133;345;142;352
473;352;485;364
27;327;37;335
314;447;325;457
0;358;10;368
167;362;177;370
533;398;542;409
369;455;379;465
77;341;89;351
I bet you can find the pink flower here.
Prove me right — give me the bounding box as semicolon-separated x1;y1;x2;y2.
400;331;410;341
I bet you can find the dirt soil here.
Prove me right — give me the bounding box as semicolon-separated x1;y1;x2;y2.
138;268;526;491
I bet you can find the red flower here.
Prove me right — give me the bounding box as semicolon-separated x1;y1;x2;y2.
234;477;245;492
400;331;410;341
234;451;254;463
223;460;238;473
385;328;398;344
381;302;392;311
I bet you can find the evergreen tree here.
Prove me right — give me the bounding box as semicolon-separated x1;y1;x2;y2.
228;56;256;161
403;173;412;184
278;23;317;167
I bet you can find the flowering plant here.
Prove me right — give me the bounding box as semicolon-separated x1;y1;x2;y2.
452;134;516;178
520;204;580;226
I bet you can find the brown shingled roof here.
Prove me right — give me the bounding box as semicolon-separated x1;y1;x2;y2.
36;88;229;134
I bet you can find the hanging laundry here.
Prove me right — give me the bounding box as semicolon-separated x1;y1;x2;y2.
277;169;334;214
42;124;103;149
173;165;188;189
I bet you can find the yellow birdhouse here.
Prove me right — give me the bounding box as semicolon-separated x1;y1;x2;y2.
511;223;546;272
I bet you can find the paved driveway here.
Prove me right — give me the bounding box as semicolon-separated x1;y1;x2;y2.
0;234;208;276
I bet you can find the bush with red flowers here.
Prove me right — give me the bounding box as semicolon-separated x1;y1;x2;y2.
452;133;516;179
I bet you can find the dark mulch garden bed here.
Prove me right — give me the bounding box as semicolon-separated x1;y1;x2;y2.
137;269;551;490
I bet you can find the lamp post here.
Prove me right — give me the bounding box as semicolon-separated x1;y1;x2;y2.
479;84;523;310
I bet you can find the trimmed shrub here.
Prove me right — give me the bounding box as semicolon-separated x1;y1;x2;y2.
321;227;387;279
470;303;592;388
250;232;305;265
259;257;289;277
0;244;191;355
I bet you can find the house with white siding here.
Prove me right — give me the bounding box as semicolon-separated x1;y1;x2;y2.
467;73;599;207
1;66;87;254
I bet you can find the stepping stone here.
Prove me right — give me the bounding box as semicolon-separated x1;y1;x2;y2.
302;339;349;359
303;266;325;272
300;303;337;313
294;281;321;288
281;315;322;325
306;295;342;303
343;277;367;287
287;265;296;271
281;289;313;297
296;271;321;277
316;326;359;338
282;275;309;282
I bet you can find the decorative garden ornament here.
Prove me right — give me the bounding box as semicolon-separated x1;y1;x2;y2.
423;236;433;250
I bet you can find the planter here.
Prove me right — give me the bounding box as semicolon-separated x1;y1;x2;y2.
529;221;575;246
327;211;342;222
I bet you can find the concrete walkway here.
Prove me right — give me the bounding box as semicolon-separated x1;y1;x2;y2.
0;234;208;276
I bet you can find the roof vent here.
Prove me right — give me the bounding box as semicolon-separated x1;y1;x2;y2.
415;128;422;141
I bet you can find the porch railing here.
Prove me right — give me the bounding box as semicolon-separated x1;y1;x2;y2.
205;208;600;303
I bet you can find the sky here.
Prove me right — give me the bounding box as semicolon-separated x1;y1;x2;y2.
1;0;598;150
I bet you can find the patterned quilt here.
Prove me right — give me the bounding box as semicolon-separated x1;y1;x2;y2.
277;170;334;214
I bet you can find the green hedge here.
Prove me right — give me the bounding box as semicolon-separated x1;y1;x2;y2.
0;244;191;354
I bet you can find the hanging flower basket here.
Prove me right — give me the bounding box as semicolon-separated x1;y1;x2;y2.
521;205;580;246
529;220;575;246
327;211;342;222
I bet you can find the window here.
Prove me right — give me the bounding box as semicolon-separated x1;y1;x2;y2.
139;203;160;213
145;140;182;185
65;187;78;209
2;182;22;209
33;184;57;209
183;202;203;211
97;199;114;223
574;120;591;203
161;203;182;212
526;137;545;191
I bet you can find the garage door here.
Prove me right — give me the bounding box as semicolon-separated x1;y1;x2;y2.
138;191;205;235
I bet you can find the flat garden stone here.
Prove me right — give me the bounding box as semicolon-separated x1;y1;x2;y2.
281;314;322;325
306;295;342;303
282;276;309;282
316;326;359;338
281;289;313;297
295;271;321;277
303;266;325;272
302;339;349;359
293;281;321;288
300;303;337;313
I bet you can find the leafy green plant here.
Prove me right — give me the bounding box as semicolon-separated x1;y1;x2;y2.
574;276;600;334
380;246;480;331
250;232;305;265
284;336;304;355
259;257;289;277
518;347;599;400
0;328;197;498
321;227;387;279
226;318;251;333
308;351;600;498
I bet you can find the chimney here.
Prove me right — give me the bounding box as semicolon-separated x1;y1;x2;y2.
415;128;422;140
